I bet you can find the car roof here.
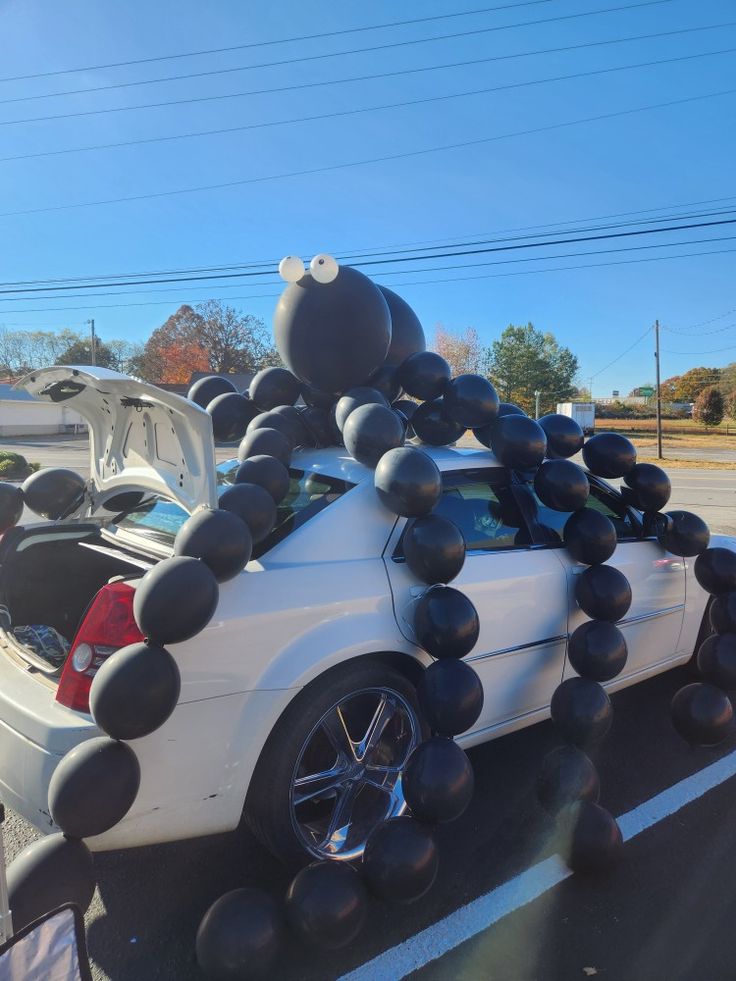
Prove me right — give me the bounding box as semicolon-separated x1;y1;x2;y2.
287;443;500;484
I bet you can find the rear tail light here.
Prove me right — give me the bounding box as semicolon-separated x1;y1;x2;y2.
56;581;143;713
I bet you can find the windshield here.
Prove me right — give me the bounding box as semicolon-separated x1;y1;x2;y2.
113;460;353;558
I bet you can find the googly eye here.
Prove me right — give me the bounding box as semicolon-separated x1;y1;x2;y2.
278;255;305;283
310;254;339;284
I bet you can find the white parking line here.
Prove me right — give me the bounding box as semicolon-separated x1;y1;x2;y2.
339;750;736;981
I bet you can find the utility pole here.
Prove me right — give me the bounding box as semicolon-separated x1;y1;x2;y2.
534;390;541;419
86;319;96;366
654;319;663;460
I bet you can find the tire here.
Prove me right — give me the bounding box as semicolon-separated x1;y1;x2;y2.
245;657;424;870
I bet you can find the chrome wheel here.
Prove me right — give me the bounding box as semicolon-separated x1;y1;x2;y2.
289;686;421;861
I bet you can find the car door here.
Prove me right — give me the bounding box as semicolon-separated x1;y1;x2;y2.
384;467;570;736
527;478;687;681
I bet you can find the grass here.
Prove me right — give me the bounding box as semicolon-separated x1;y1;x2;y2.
637;456;736;470
602;417;736;435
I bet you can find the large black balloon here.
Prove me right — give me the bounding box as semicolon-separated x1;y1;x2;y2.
297;406;333;447
174;508;252;581
393;398;418;420
247;410;296;447
575;564;632;622
397;351;451;401
369;363;403;403
188;375;236;408
90;642;181;740
219;482;277;544
134;555;219;644
0;482;23;533
411;399;465;446
7;834;95;932
623;462;671;512
285;862;367;950
236;454;290;503
362;817;438;904
538;413;584;459
274;265;391;393
238;427;292;467
473;402;527;448
249;366;301;410
568;620;628;681
536;745;600;815
582;432;636;478
343;403;405;468
535;460;590;512
404;514;465;584
379;285;426;366
657;510;710;558
48;736;140;838
418;658;483;736
491;415;547;471
21;467;86;519
270;404;309;446
207;392;258;442
374;447;442;516
403;737;474;824
335;387;389;432
196;888;284;981
711;591;736;634
443;374;499;428
564;801;623;874
563;509;617;565
697;633;736;690
694;547;736;595
671;682;735;746
301;383;335;410
550;677;613;746
414;585;480;659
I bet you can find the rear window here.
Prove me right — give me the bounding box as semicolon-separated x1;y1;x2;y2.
113;461;353;558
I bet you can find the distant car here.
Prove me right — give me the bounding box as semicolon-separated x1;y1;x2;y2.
0;368;725;867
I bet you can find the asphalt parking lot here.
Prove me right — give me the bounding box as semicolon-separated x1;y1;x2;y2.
2;435;736;980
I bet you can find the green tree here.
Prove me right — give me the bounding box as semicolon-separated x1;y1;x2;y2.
57;335;117;368
693;385;724;427
486;323;578;415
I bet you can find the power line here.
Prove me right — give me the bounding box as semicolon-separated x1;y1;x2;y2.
0;0;674;108
4;46;732;165
662;306;736;332
663;342;736;354
590;326;652;379
3;85;734;219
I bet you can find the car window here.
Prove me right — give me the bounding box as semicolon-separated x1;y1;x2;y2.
527;480;641;544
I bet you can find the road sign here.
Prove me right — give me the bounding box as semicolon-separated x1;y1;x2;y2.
639;386;655;397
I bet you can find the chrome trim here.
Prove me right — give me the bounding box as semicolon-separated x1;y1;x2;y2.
467;634;568;663
618;603;685;626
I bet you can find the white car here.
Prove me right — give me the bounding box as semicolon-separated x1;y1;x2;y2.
0;368;723;867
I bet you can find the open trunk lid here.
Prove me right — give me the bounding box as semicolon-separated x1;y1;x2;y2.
17;366;217;516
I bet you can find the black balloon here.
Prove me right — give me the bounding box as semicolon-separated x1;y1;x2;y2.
369;363;403;403
536;745;600;815
48;736;140;838
473;406;527;448
404;514;465;584
238;427;292;466
270;404;309;446
102;490;145;513
393;398;418;420
174;508;252;581
335;387;388;432
414;585;480;659
694;547;736;595
379;285;426;366
0;482;23;533
498;402;526;417
491;415;547;471
274;265;391;393
711;591;736;634
582;432;636;478
207;392;258;442
285;862;367;950
219;482;277;544
236;454;290;503
443;374;499;428
411;399;466;446
403;737;474;824
7;834;95;932
564;801;623;873
301;383;335;410
397;351;451;401
374;447;442;517
196;888;284;981
418;658;483;736
697;633;736;690
297;406;333;448
671;682;734;746
535;460;590;512
134;555;219;644
249;366;301;410
90;642;181;740
362;817;438;904
575;564;632;622
623;462;671;512
568;620;628;682
188;375;236;408
550;677;613;746
563;509;617;565
538;413;584;459
247;410;296;447
657;510;710;558
343;403;404;468
21;467;86;519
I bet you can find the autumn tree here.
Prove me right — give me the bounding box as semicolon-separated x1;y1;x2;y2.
724;390;736;421
693;386;724;427
433;324;487;376
665;366;721;402
486;323;578;415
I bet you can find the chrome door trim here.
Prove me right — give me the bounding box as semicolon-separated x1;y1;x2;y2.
618;603;685;626
467;634;568;664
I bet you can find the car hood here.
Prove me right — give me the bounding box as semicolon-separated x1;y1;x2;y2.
17;366;218;515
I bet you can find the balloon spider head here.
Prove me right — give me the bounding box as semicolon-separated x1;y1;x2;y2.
278;253;339;285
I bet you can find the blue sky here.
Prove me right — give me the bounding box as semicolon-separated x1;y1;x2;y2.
0;0;734;395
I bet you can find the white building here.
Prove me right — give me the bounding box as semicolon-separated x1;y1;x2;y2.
0;383;86;436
